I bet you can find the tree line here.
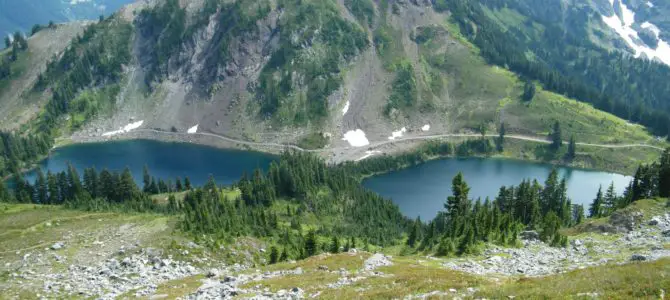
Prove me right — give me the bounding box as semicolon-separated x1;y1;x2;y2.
434;0;670;138
3;147;669;263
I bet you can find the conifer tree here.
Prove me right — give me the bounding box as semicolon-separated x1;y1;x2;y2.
603;182;618;215
304;230;317;257
659;148;670;197
550;121;562;150
567;135;576;159
330;236;340;253
269;246;279;264
589;186;603;218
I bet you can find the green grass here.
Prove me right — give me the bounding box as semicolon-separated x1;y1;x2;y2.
476;258;670;299
297;132;330;150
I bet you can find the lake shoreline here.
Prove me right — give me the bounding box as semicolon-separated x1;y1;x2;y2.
58;129;651;176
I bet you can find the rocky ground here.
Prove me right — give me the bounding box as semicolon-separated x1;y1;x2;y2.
0;201;668;299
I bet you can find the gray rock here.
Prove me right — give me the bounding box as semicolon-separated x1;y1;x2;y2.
631;254;647;261
648;219;659;226
318;265;329;271
662;230;670;237
293;267;303;275
50;242;64;250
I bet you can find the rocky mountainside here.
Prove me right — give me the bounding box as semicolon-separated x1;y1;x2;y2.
0;0;135;37
0;0;668;168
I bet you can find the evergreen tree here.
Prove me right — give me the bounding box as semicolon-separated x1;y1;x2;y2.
330;236;340;253
567;135;576;159
35;168;47;204
279;248;288;262
350;237;356;249
407;218;420;247
659;148;670;197
269;246;279;264
603;182;618;215
457;225;475;255
497;122;505;152
522;81;536;102
175;177;183;191
304;230;317;257
445;173;470;219
589;186;603;218
572;204;585;224
184;177;192;190
550;121;562;150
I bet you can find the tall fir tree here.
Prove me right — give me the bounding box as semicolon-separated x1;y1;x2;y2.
589;185;603;218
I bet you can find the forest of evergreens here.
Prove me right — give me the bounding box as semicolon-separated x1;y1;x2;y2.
436;0;670;137
3;145;669;262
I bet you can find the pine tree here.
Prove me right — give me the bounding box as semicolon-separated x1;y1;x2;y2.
603;182;618;215
269;246;279;264
407;219;420;247
350;237;356;249
35;168;47;204
175;177;183;192
330;236;340;253
589;186;603;218
572;204;585;224
550;121;562;150
497;122;505;152
446;173;470;219
457;226;475;255
522;80;536;102
142;165;151;192
659;148;670;197
184;177;192;190
567;135;576;159
279;248;288;262
304;230;317;257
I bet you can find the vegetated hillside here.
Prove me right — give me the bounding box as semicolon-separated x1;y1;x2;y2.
1;147;669;298
0;0;135;37
0;0;666;173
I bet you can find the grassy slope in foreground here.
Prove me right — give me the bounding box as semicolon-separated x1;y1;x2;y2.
1;198;668;299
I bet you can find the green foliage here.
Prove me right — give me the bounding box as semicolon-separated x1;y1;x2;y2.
137;0;186;84
445;0;670;138
550;121;562;150
567;135;576;159
385;61;418;116
297;133;329;150
269;246;279;264
522;81;535;102
330;236;340;253
258;0;368;124
36;16;132;134
344;0;375;27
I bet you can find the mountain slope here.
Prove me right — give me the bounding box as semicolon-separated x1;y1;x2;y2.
0;0;135;37
0;0;666;172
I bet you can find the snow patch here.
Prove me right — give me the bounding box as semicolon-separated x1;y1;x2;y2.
356;150;382;161
342;129;370;147
421;124;431;132
602;1;670;65
102;120;144;137
342;101;350;116
646;1;654;8
641;22;661;38
388;127;407;140
187;124;199;134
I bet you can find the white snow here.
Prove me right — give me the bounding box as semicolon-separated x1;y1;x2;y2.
187;124;199;134
641;22;661;38
342;101;350;116
356;150;382;161
342;129;370;147
102;120;144;137
601;1;670;66
421;124;431;132
646;1;654;8
388;127;407;140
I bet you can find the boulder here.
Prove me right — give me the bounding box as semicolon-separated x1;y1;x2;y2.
50;242;64;250
662;230;670;237
631;254;647;261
